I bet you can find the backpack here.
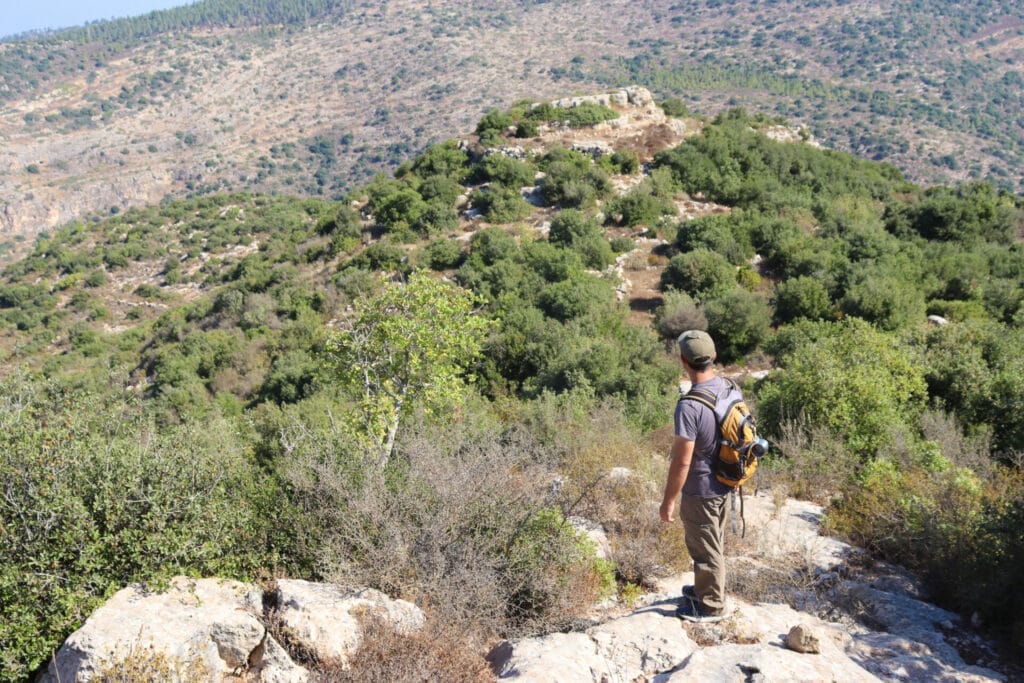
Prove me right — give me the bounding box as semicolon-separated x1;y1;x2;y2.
682;379;764;489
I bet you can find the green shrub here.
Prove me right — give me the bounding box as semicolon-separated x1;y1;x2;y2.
423;238;464;270
538;275;615;322
660;248;736;300
0;378;283;681
756;318;927;455
548;210;614;269
774;275;833;323
539;148;612;209
704;289;771;363
654;291;707;343
475;154;536;188
659;98;690;117
606;186;676;227
470;184;531;223
468;227;517;266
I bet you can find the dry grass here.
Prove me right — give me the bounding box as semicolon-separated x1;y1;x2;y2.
95;641;213;683
324;612;493;683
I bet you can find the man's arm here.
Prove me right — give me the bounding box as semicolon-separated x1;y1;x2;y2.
659;436;695;522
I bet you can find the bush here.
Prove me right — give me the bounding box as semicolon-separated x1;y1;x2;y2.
548;210;614;269
475;154;536;188
470;183;531;223
606;186;676;227
774;275;833;323
468;227;517;266
0;378;282;681
756;318;927;455
654;291;707;343
660;248;736;300
539;148;612;209
423;238;464;270
538;275;616;322
704;289;771;363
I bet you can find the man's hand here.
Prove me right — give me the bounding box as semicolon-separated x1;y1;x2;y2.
659;497;676;523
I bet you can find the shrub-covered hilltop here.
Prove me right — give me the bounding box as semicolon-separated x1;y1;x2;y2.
1;90;1023;679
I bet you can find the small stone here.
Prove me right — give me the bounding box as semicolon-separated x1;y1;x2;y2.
785;624;821;654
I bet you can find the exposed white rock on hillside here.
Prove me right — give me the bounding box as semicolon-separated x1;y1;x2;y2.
488;496;1007;682
43;577;424;682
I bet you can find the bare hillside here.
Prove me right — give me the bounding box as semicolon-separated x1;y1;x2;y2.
1;0;1023;260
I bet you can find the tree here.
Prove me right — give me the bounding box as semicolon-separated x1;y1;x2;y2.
325;273;491;468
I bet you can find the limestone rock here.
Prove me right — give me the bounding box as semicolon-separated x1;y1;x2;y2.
42;577;307;683
489;606;695;681
785;623;822;654
273;580;425;666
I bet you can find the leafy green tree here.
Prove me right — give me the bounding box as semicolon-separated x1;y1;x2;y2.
325;273;491;467
407;141;469;182
423;238;464;270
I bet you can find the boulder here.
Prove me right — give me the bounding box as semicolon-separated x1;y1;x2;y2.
272;580;424;666
489;605;695;681
43;577;307;683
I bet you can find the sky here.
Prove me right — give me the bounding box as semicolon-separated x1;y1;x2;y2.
1;0;193;39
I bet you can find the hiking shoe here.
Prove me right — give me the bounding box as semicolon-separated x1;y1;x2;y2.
681;585;697;601
675;599;725;623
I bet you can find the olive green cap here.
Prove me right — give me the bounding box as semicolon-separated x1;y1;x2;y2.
678;330;716;366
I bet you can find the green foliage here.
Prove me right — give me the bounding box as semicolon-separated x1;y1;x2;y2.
660;248;736;301
475;154;536;188
407;141;470;182
839;263;927;332
0;377;283;682
675;213;754;266
605;150;640;175
658;98;690;118
654;110;907;210
885;182;1020;244
606;184;676;227
423;238;464;271
757;318;927;455
525;102;619;128
539;147;612;209
774;275;833;323
476;109;515;146
470;183;531;223
548;210;614;269
654;291;707;343
704;289;771;363
324;273;492;466
467;227;518;267
538;275;615;322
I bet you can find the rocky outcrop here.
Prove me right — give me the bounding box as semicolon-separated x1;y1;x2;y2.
489;496;1008;682
272;580;424;667
43;576;424;682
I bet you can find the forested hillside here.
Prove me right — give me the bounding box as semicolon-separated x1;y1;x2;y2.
0;91;1022;680
1;0;1023;256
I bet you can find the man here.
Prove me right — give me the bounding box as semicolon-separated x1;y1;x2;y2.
659;329;732;623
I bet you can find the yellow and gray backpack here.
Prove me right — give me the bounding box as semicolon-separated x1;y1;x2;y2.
682;378;766;489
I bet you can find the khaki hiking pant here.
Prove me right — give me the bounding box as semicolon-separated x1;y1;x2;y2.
681;493;728;615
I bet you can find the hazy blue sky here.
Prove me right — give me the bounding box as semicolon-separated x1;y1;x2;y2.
2;1;193;38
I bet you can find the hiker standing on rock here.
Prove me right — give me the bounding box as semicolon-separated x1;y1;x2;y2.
659;330;732;623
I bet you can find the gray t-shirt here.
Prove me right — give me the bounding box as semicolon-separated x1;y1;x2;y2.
675;375;733;498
